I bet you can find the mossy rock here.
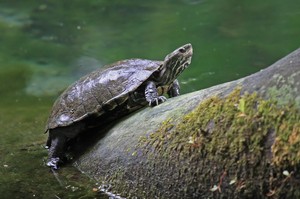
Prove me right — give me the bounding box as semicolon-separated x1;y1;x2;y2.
75;48;300;198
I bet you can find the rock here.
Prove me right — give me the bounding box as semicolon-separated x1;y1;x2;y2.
75;48;300;198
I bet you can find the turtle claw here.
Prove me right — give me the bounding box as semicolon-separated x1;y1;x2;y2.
47;157;60;170
149;96;167;106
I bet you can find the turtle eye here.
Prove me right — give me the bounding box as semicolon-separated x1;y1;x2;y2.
179;48;186;53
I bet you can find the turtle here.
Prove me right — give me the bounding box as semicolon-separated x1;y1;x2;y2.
45;43;193;169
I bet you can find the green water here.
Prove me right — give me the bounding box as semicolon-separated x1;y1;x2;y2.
0;0;299;198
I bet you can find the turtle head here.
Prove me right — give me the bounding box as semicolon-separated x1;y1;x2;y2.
159;43;193;85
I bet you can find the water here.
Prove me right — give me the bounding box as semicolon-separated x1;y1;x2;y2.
0;0;299;198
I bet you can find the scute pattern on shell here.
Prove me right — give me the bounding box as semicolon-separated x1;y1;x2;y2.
46;59;162;130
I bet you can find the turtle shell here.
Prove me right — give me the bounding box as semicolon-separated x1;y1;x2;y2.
46;59;162;131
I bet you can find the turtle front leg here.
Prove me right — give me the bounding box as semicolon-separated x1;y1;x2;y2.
47;129;67;170
167;79;180;97
145;81;167;106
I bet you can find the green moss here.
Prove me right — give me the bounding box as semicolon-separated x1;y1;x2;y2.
109;88;300;198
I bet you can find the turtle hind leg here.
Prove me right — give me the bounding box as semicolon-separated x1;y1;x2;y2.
47;129;67;170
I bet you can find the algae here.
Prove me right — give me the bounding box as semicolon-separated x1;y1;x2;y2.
107;88;300;198
267;72;300;108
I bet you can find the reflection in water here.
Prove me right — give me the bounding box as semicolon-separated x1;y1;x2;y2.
181;0;205;5
25;56;102;96
0;7;29;27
